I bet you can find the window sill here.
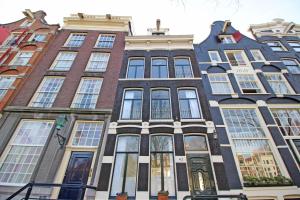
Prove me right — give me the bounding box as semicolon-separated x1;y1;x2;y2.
117;120;142;123
180;119;205;122
149;119;174;123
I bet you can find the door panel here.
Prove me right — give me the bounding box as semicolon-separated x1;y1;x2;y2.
58;152;93;200
187;154;216;195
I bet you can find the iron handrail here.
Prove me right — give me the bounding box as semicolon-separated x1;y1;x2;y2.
183;193;248;200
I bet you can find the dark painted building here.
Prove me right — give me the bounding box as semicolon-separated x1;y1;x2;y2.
194;20;300;199
97;22;219;200
0;13;131;199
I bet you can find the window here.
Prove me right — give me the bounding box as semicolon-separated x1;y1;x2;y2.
50;51;77;71
126;58;144;79
264;73;293;94
208;73;233;94
71;121;103;147
120;89;143;120
0;120;53;185
208;51;222;63
287;42;300;52
250;49;265;61
111;136;139;197
178;89;202;119
71;78;102;109
219;35;236;44
10;52;33;66
174;57;193;78
222;108;281;180
20;20;33;28
151;89;171;119
1;33;19;47
95;34;115;48
184;135;207;151
235;74;263;93
64;33;86;47
271;109;300;137
31;34;46;42
266;41;286;51
282;59;300;74
150;135;175;197
290;139;300;167
85;53;110;72
0;76;16;100
30;77;64;108
151;58;168;78
225;51;248;67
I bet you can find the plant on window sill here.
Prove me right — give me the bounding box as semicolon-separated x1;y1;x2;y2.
243;175;293;187
116;192;127;200
158;190;169;200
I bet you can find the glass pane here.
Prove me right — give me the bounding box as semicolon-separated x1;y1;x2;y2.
163;153;175;196
124;154;138;196
110;154;126;196
117;136;139;152
72;122;103;147
271;109;300;136
151;153;161;196
151;135;172;152
184;135;207;151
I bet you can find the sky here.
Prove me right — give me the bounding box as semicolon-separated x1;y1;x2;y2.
1;0;300;42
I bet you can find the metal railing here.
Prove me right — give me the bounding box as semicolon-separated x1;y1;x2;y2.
7;182;97;200
183;193;248;200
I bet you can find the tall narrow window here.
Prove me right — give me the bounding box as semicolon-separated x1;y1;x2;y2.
50;51;77;71
121;89;143;120
0;76;16;100
271;109;300;137
151;135;175;197
151;89;171;119
71;121;103;147
208;51;222;63
95;34;115;48
151;58;168;78
64;33;86;47
225;51;248;67
71;78;102;109
178;89;202;119
111;136;139;197
10;52;33;66
85;53;110;72
250;49;265;61
287;42;300;52
30;77;64;108
266;41;286;51
282;59;300;74
208;73;233;94
235;74;263;93
127;58;144;79
174;58;193;78
264;73;293;94
222;108;281;180
1;33;20;47
0;120;53;184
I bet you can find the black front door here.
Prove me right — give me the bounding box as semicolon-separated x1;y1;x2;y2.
187;154;216;195
58;152;93;200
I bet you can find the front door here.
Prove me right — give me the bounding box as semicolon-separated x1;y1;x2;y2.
58;152;93;200
186;154;215;195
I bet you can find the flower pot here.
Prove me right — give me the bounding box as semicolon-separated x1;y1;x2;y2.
116;193;127;200
158;191;169;200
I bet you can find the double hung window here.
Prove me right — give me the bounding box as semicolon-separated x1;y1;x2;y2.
178;89;201;119
151;89;171;119
174;58;193;78
127;58;144;79
151;58;168;78
121;90;143;120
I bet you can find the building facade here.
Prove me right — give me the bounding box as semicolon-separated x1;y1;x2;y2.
0;10;59;113
194;21;300;199
0;13;131;199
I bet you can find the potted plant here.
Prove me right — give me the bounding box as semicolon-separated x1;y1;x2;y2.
116;192;128;200
158;190;169;200
243;175;293;187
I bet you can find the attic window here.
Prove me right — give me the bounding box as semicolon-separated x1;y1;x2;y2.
219;35;236;44
20;20;33;28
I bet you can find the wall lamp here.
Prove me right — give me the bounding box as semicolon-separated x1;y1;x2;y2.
55;115;68;148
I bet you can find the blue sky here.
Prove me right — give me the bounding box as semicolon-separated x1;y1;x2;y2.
1;0;299;42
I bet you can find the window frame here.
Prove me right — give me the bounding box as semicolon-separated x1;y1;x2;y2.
150;57;169;79
126;57;145;79
219;35;236;44
282;58;300;74
265;41;287;52
85;52;110;72
208;51;222;63
224;50;250;67
94;34;116;49
0;75;17;100
177;87;202;120
9;51;34;66
250;49;266;62
208;73;234;94
119;88;143;121
63;33;87;48
29;33;47;42
264;73;294;95
49;51;77;71
287;41;300;52
174;56;194;78
150;88;172;121
235;73;265;94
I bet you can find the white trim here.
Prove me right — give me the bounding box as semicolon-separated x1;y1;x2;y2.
126;57;145;79
63;32;87;47
174;56;194;78
208;50;222;63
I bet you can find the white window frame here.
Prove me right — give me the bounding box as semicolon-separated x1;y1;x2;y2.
235;73;265;94
1;33;21;48
220;105;290;184
208;51;222;63
150;88;173;121
250;49;266;62
265;41;287;52
0;75;16;100
126;57;145;79
9;51;33;66
50;51;77;71
71;77;103;109
219;35;236;44
177;87;202;120
29;33;47;42
0;119;54;186
208;73;234;94
64;33;86;47
282;58;300;74
94;34;116;48
174;56;194;78
224;50;250;67
287;41;300;52
150;57;169;79
20;20;33;28
85;52;110;72
264;73;294;95
119;88;143;121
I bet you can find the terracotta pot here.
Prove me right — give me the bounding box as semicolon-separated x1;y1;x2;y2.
158;191;169;200
116;193;127;200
